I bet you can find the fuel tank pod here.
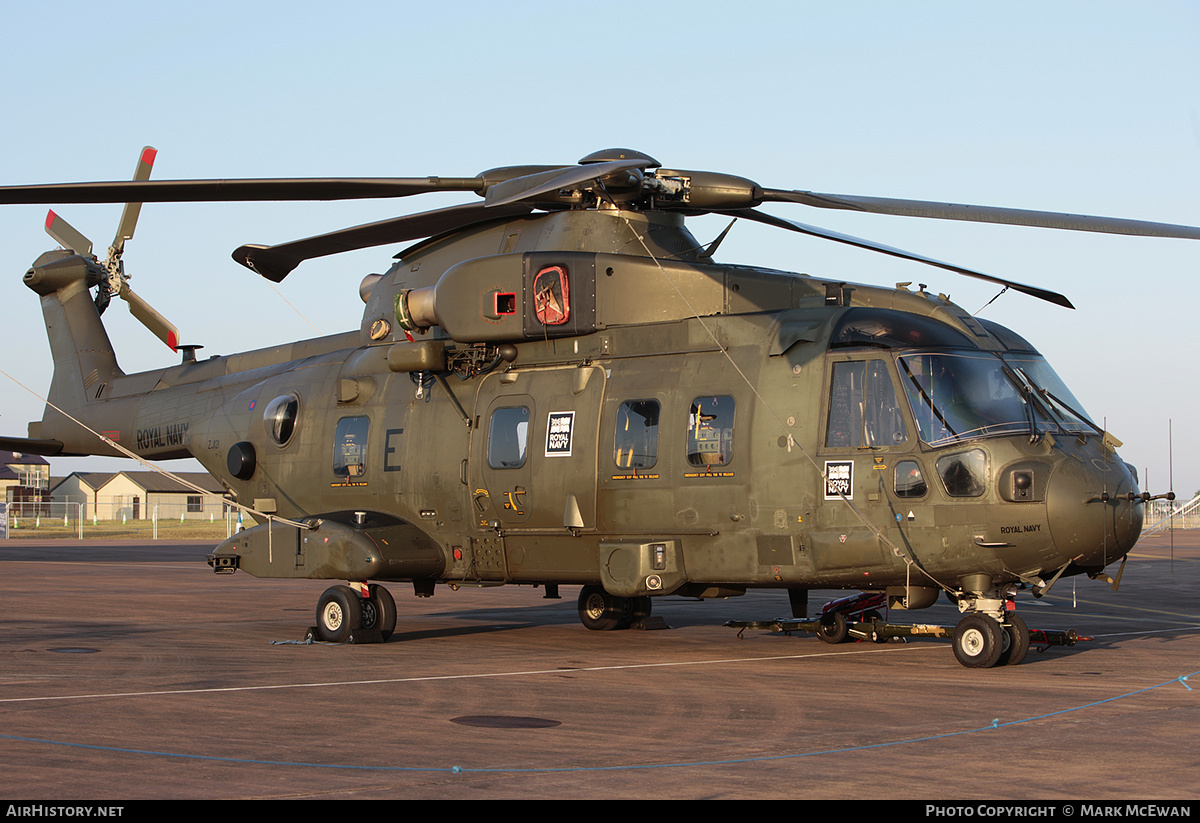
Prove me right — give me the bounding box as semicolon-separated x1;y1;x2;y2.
210;517;446;581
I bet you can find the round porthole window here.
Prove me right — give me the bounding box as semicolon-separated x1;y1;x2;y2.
263;394;300;445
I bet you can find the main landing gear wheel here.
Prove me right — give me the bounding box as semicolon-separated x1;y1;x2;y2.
953;613;1004;668
361;584;397;641
816;612;849;644
316;585;362;643
619;596;652;629
997;613;1030;666
578;585;626;631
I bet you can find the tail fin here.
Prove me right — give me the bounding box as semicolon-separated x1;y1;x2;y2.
20;249;125;455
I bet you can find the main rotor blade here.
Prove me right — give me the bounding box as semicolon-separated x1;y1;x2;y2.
112;146;158;253
731;209;1074;309
762;189;1200;240
485;158;656;207
44;210;93;257
233;201;537;282
0;177;484;205
119;283;179;351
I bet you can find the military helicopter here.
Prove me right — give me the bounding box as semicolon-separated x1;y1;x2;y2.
2;147;1195;668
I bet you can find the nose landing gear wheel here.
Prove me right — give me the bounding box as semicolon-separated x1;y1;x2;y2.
316;585;362;643
618;596;652;629
953;613;1003;668
578;585;625;631
997;613;1030;666
361;584;397;641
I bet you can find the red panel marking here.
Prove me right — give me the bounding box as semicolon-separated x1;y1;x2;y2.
534;265;570;325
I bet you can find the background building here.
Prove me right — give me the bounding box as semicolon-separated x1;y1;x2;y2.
1;450;51;516
51;471;229;521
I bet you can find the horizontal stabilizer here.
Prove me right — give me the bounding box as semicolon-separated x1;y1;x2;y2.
0;436;65;456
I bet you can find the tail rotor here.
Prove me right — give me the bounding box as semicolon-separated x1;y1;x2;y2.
42;146;180;351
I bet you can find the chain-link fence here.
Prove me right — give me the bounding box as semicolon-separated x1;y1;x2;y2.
1;500;245;540
1142;493;1200;534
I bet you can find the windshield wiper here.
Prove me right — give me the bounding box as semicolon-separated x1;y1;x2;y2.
899;358;961;443
1000;364;1043;444
1037;385;1103;437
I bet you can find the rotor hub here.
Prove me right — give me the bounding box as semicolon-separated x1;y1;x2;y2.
578;148;660;167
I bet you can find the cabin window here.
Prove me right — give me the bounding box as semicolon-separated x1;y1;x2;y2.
333;416;369;477
894;461;927;498
263;394;300;445
937;449;988;497
488;406;530;469
687;396;735;467
614;400;660;469
825;360;908;448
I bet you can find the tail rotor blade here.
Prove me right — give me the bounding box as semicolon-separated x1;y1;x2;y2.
44;210;94;257
119;284;179;351
112;146;157;253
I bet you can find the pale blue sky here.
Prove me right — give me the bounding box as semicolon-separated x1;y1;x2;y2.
2;1;1198;495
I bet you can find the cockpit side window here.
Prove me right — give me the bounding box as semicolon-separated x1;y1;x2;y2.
825;360;908;448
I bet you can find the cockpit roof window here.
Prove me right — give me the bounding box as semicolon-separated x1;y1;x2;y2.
976;318;1039;353
830;308;973;350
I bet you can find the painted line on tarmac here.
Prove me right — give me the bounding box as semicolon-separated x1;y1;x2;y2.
1127;551;1199;563
0;643;931;704
2;669;1195;775
1092;625;1200;638
0;560;203;571
1041;593;1200;623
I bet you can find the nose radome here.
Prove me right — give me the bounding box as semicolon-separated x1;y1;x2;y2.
1046;454;1141;569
